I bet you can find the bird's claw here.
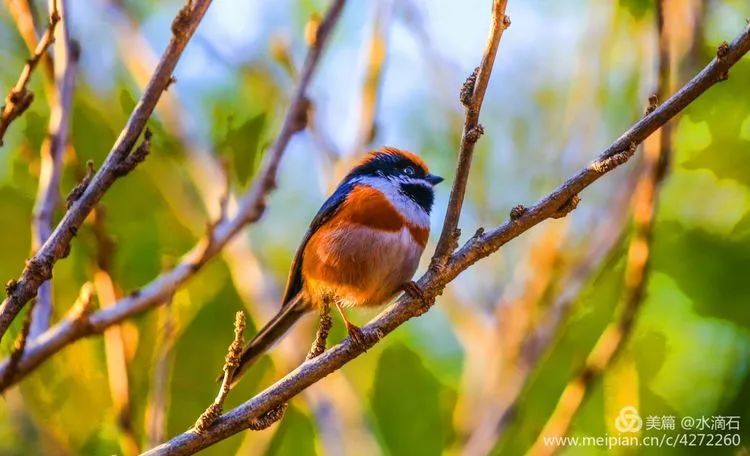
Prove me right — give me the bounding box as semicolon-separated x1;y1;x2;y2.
402;281;430;315
346;324;382;351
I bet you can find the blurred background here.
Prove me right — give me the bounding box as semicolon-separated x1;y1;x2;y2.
1;0;750;454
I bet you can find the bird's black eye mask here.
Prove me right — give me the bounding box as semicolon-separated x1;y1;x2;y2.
346;153;427;180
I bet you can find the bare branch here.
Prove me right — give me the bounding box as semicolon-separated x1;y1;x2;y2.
29;0;78;338
194;311;246;434
432;0;511;264
3;0;55;91
141;21;750;455
0;0;214;342
0;299;36;389
0;0;60;145
0;0;349;390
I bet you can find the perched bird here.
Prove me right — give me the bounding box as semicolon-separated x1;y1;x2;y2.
228;147;442;385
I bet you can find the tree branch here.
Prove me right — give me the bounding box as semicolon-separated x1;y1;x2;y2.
0;0;349;390
193;311;246;434
432;0;511;264
3;0;56;101
142;21;750;455
0;0;214;342
29;0;78;338
0;0;60;145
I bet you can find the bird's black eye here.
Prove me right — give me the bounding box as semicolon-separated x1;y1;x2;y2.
404;166;415;176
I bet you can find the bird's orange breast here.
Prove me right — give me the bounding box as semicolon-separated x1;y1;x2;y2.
301;185;428;308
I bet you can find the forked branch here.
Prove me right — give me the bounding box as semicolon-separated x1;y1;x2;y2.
0;0;349;390
432;0;511;264
0;0;214;342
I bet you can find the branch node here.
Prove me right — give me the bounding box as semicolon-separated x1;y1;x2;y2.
460;67;479;107
465;124;485;144
225;311;245;370
645;94;658;115
66;160;95;209
717;41;730;60
171;2;193;38
248;404;288;431
717;41;731;80
290;97;311;133
304;13;322;47
510;205;527;220
5;279;19;295
502;15;512;29
114;128;151;177
25;257;52;283
165;76;177;91
194;404;223;434
590;142;638;174
551;194;581;219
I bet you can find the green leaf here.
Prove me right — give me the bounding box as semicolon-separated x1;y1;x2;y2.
679;60;750;187
216;112;267;186
652;222;750;325
370;344;455;456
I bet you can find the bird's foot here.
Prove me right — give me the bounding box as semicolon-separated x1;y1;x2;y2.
401;281;431;315
346;323;382;352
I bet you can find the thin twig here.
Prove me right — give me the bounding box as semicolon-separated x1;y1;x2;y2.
194;311;245;434
0;282;92;391
0;0;349;390
3;0;56;102
29;0;78;338
432;0;511;265
528;3;676;453
0;0;60;145
0;299;37;389
0;0;214;342
306;302;332;360
141;22;750;455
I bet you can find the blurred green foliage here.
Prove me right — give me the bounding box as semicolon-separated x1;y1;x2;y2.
1;0;749;455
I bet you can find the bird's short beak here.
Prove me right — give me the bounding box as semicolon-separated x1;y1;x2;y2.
425;174;444;185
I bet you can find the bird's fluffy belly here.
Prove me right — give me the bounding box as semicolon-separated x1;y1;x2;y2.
302;225;423;308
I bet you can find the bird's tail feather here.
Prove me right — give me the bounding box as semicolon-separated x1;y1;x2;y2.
220;293;309;387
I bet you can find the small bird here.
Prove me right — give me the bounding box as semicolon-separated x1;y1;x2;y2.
228;147;442;385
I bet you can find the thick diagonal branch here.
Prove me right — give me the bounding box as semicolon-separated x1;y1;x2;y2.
0;0;214;342
142;21;750;456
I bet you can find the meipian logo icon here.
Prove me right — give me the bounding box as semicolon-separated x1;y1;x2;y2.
614;406;643;433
